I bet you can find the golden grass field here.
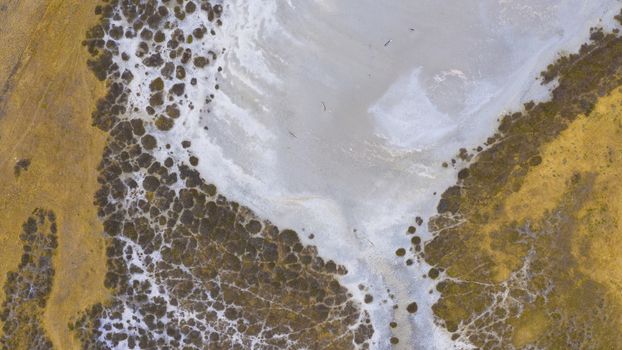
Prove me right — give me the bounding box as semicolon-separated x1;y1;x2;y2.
0;1;109;348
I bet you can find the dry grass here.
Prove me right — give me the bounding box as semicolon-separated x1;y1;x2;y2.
0;0;109;349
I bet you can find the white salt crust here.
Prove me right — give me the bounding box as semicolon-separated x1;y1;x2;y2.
181;1;621;349
100;0;622;349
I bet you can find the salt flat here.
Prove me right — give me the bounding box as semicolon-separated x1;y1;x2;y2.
173;0;622;348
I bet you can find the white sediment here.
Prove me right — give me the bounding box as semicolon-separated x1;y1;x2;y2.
153;0;622;348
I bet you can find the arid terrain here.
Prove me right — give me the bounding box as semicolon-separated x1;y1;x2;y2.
1;1;622;349
0;1;108;349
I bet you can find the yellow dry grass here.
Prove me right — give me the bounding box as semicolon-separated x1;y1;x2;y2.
495;88;622;347
0;0;109;349
466;88;622;284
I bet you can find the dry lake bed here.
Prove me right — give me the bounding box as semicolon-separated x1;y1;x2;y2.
2;0;622;349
